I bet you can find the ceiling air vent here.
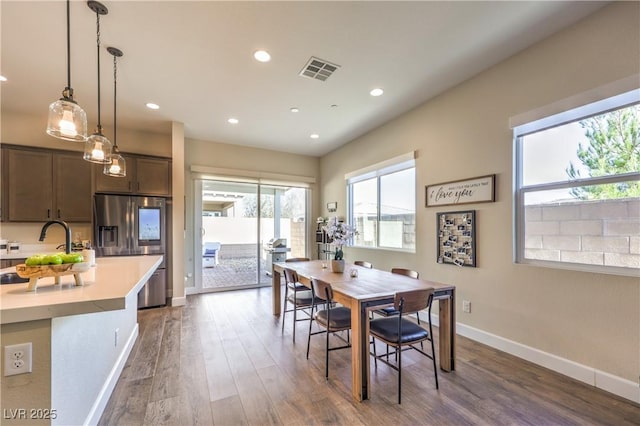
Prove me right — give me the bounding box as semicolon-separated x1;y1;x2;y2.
299;57;340;81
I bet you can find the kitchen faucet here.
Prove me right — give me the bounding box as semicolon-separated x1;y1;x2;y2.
39;220;72;254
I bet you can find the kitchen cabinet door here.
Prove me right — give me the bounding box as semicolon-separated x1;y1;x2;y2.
94;154;135;194
94;155;170;196
136;157;171;196
5;149;53;221
54;153;92;222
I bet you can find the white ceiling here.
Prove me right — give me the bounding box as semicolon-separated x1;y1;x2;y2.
1;1;607;157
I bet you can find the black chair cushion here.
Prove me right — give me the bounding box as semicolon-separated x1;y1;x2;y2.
315;307;351;330
374;307;400;317
287;282;308;291
370;317;428;344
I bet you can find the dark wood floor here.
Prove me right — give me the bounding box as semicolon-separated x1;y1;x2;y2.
99;287;640;425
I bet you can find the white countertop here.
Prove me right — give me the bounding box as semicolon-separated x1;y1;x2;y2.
0;255;163;324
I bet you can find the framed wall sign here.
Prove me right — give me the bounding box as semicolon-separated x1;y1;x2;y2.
426;174;495;207
327;202;337;212
436;210;476;267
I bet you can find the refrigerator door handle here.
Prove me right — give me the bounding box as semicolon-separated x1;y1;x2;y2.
128;198;133;251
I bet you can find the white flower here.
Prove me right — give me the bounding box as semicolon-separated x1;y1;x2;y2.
322;217;357;259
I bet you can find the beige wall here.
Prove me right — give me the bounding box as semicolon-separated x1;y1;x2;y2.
321;2;639;383
183;138;320;288
1;111;171;157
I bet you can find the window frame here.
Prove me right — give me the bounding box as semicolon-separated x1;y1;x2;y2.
347;155;416;252
513;89;640;277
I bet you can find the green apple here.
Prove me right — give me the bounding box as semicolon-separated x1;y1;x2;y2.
42;254;63;265
25;255;44;266
61;253;84;264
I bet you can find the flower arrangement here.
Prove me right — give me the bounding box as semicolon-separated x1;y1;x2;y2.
322;217;357;260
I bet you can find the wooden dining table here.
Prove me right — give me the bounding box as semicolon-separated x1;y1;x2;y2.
272;260;456;402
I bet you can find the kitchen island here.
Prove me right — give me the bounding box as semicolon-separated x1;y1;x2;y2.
1;255;162;426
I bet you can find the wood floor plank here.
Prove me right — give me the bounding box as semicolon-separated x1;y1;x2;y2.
143;395;184;426
199;322;239;402
98;377;153;426
178;352;214;425
126;309;166;381
210;395;248;426
99;288;640;426
149;308;183;402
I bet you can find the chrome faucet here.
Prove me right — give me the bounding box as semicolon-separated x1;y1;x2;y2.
39;220;72;254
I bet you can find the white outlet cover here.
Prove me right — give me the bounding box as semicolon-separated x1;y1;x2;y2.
4;342;32;376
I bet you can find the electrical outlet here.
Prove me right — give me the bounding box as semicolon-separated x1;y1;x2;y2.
115;328;119;347
462;300;471;313
4;343;32;376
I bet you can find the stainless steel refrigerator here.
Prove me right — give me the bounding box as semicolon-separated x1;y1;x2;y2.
93;194;167;308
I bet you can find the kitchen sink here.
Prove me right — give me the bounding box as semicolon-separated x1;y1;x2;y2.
0;272;29;284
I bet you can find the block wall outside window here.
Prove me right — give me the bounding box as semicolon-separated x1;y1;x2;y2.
524;198;640;268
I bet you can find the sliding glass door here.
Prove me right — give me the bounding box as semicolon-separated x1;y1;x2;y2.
194;179;308;292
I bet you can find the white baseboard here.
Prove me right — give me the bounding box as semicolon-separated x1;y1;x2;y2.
171;296;187;307
84;323;139;426
429;314;639;404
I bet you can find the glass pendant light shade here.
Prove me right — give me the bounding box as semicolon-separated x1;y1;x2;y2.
104;148;126;176
47;0;88;142
47;97;88;141
84;132;112;163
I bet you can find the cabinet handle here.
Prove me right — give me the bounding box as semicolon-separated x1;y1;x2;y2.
128;181;132;191
57;209;61;219
137;182;140;191
47;209;50;218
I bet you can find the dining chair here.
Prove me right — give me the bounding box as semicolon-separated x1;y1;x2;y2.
306;277;352;380
281;266;316;343
373;268;423;324
369;288;438;404
286;257;310;262
353;260;373;269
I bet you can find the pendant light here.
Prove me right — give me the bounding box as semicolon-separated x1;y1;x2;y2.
84;1;112;164
104;47;126;177
46;0;88;142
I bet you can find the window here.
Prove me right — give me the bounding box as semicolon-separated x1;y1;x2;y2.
347;154;416;251
514;90;640;275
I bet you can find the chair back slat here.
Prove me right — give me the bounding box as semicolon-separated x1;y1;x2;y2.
354;260;373;269
311;277;333;302
391;268;419;279
394;288;434;314
284;268;299;285
286;257;310;262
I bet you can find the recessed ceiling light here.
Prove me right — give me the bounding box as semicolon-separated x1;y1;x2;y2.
310;134;319;139
146;102;160;110
370;88;384;97
290;107;299;113
227;118;239;124
0;76;7;82
254;50;271;63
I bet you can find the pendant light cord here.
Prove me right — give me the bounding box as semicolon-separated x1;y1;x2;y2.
95;11;102;133
112;53;118;150
66;0;71;90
